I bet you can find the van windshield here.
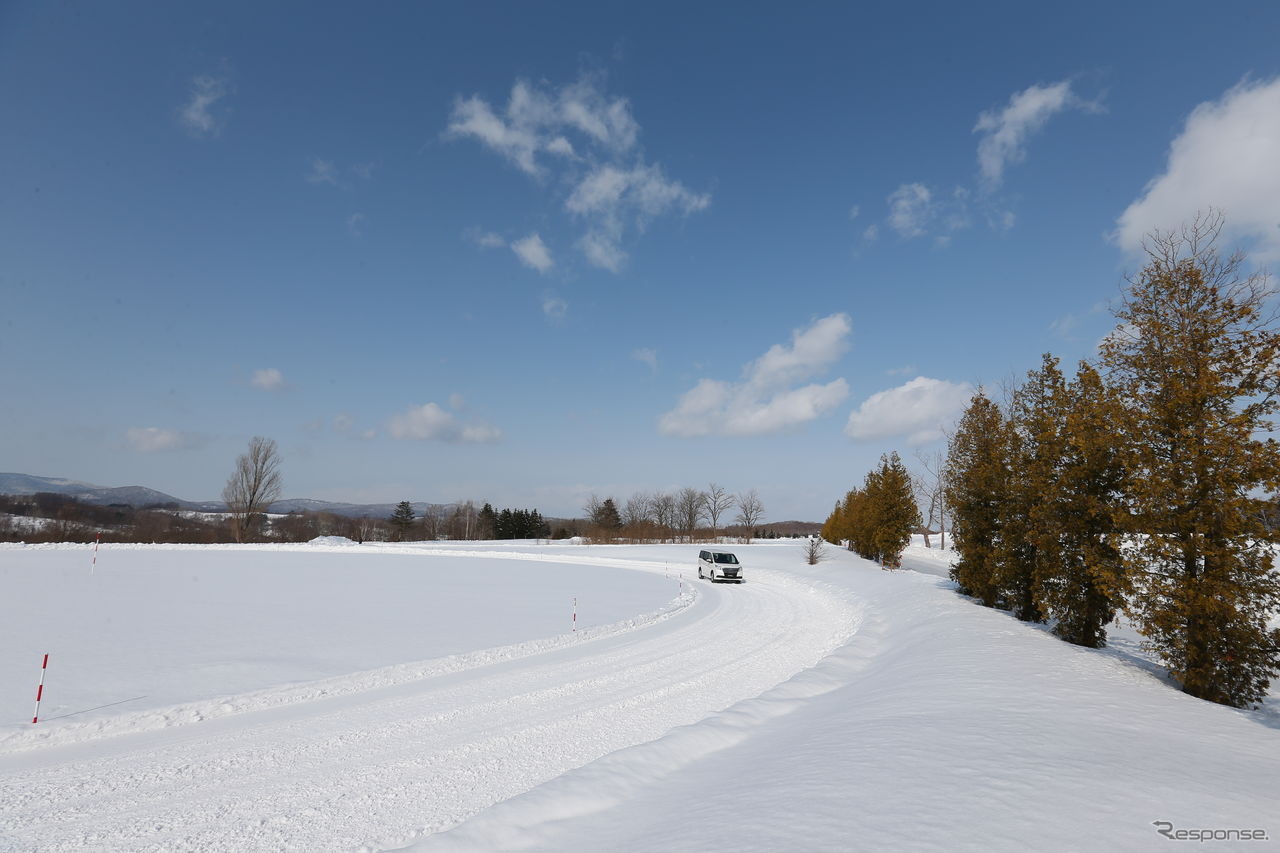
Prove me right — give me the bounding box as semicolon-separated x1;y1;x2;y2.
713;553;738;564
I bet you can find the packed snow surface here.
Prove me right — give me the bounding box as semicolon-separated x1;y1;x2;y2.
1;539;1277;852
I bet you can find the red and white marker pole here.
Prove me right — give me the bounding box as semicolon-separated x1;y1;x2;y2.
572;597;577;634
90;533;100;575
32;654;49;724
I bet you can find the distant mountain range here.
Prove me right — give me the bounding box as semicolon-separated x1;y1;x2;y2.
0;473;447;519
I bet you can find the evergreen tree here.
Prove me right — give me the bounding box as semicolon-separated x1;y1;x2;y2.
1101;214;1280;707
598;497;622;530
945;390;1010;607
821;500;844;544
530;509;549;538
998;355;1065;621
1043;361;1127;647
389;501;415;541
477;503;497;540
868;452;920;569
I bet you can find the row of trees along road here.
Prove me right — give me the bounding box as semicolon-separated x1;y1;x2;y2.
945;213;1280;709
387;501;550;541
821;452;921;568
584;484;765;542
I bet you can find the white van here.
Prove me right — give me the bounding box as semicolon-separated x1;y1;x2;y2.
697;550;744;583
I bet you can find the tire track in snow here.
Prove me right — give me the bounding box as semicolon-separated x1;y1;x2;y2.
0;553;856;853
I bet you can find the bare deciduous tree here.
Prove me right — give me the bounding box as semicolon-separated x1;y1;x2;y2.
676;487;707;542
622;492;654;527
652;492;677;542
803;536;827;565
914;449;949;550
222;436;283;543
702;483;735;541
734;489;765;543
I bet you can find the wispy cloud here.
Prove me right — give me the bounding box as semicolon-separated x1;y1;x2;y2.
389;402;502;443
866;79;1099;246
975;80;1101;190
307;158;340;186
1115;76;1280;260
659;314;851;437
844;376;973;445
567;163;709;272
468;229;507;249
178;71;232;137
632;347;658;374
251;368;286;392
511;233;554;272
541;291;568;322
446;73;709;272
346;212;366;238
887;183;934;238
126;427;204;452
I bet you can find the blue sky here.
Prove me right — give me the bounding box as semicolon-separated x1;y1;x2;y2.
3;1;1280;520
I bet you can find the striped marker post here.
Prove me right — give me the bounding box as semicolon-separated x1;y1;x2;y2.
32;654;49;724
572;597;577;634
90;533;100;575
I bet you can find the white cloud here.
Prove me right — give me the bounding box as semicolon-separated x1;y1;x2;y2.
844;376;973;445
388;403;502;443
446;93;542;175
659;314;852;437
566;163;709;270
887;183;935;238
445;75;638;176
126;427;203;452
577;230;627;273
446;74;708;273
886;364;917;376
632;347;658;374
178;72;231;137
346;212;366;238
460;423;503;443
470;230;507;248
1115;77;1280;260
974;80;1100;188
541;291;568;322
848;205;861;220
307;158;339;186
448;393;466;411
546;136;575;157
862;224;880;242
250;368;286;392
352;161;376;180
333;413;354;433
511;233;554;273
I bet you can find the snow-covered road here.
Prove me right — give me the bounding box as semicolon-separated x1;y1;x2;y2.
0;547;858;852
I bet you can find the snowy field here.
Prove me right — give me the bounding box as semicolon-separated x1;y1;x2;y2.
0;539;1277;851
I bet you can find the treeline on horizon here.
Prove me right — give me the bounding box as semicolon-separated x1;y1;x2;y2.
824;213;1280;710
0;491;817;546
